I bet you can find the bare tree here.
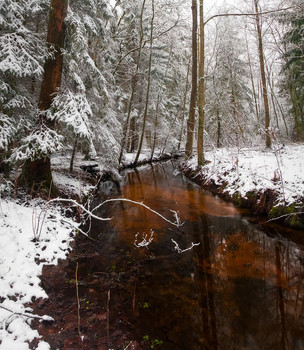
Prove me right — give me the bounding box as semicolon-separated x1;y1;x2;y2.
134;0;155;164
185;0;198;159
253;0;271;148
197;0;205;165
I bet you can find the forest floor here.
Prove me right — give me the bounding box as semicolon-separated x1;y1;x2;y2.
0;144;304;349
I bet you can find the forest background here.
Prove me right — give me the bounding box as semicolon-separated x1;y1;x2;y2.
0;0;303;190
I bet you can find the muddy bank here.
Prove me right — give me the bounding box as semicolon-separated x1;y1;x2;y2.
179;161;304;230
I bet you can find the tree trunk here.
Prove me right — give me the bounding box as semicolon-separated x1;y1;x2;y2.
118;0;146;164
134;0;155;165
197;0;205;165
151;45;174;160
19;0;67;193
254;0;271;148
185;0;198;159
178;57;191;151
245;26;260;123
69;137;78;173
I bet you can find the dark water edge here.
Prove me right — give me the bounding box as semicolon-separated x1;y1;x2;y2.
33;160;304;350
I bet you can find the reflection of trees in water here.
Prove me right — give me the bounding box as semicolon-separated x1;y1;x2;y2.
97;162;304;349
192;193;218;350
210;219;304;350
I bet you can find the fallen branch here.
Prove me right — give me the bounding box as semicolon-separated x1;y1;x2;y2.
0;305;53;322
267;211;304;223
47;198;112;221
171;239;200;253
92;198;184;228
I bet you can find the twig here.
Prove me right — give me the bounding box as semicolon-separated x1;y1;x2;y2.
75;262;81;335
132;281;136;313
171;239;200;253
0;305;52;321
106;290;110;342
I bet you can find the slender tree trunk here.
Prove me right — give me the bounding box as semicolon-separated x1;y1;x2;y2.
178;56;191;151
69;136;78;173
253;0;271;148
151;45;173;160
118;0;146;164
216;108;221;148
185;0;198;159
20;0;68;193
197;0;205;165
245;26;260;123
134;0;155;164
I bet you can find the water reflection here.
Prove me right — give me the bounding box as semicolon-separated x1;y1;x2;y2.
92;161;304;349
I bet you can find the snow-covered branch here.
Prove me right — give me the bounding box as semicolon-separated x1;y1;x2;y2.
47;198;112;221
92;198;184;228
134;230;154;248
171;239;200;254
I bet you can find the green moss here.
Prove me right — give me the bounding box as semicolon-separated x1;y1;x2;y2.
246;190;256;199
268;204;304;229
232;191;243;207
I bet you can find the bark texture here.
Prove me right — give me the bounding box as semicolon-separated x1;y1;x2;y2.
20;0;68;193
185;0;198;159
197;0;205;165
254;0;271;148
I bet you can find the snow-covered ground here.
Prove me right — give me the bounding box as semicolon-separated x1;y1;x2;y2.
0;198;77;350
0;144;304;349
187;143;304;206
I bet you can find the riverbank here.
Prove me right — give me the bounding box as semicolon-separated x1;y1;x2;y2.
180;143;304;229
0;150;180;349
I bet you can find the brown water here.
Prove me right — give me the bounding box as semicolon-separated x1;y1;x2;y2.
87;161;304;349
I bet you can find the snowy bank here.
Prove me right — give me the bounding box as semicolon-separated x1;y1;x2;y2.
0;198;77;349
181;143;304;228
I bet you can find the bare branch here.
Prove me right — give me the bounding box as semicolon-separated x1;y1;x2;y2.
0;305;53;322
47;198;112;221
171;239;200;253
92;198;184;227
204;6;294;26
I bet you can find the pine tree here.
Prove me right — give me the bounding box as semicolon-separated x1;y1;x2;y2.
280;1;304;140
205;17;253;147
0;0;47;172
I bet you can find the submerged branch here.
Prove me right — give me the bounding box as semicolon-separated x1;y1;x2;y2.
171;239;200;253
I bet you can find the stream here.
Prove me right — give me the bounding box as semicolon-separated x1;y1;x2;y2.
36;160;304;349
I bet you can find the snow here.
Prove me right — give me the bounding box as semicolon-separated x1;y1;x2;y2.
0;144;304;348
187;143;304;206
0;198;77;349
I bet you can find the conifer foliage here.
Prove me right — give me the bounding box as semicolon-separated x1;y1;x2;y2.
280;0;304;139
1;0;303;186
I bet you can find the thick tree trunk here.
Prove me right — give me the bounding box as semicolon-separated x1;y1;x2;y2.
254;0;271;148
19;0;68;193
197;0;205;165
185;0;198;159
